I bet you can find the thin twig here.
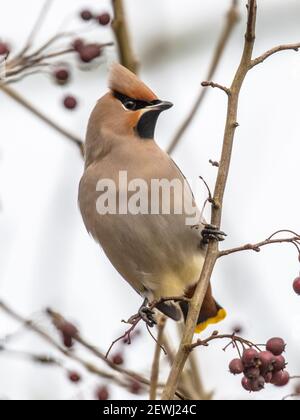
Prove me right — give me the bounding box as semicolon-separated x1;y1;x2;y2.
250;43;300;68
167;0;240;154
201;81;231;95
111;0;138;73
219;235;300;257
161;0;258;400
149;316;166;400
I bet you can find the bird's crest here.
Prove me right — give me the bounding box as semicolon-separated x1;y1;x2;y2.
109;63;157;102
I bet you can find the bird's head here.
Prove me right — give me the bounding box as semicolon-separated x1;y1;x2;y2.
87;63;173;143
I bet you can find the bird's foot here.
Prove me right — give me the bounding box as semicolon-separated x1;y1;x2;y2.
127;299;157;328
201;224;227;245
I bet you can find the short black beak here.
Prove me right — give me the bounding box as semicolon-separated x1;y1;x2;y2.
146;100;173;112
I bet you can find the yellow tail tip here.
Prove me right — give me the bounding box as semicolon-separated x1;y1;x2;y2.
195;308;227;334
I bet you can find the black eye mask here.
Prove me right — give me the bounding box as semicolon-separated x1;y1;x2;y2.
113;91;160;111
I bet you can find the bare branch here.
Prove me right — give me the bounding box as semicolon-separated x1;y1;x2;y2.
161;0;258;400
219;235;300;258
111;0;138;73
201;81;231;95
167;0;240;155
250;43;300;69
149;316;166;400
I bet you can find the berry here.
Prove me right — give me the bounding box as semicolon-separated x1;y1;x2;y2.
63;96;77;110
271;370;290;387
112;353;124;365
129;380;142;395
97;13;111;26
258;351;276;373
79;44;101;63
250;376;265;392
80;10;93;21
241;376;252;391
96;386;109;400
244;367;260;380
0;42;9;56
264;372;273;383
54;69;69;84
68;371;81;383
273;355;286;372
229;359;244;375
293;277;300;295
73;39;84;52
242;348;259;367
266;337;286;356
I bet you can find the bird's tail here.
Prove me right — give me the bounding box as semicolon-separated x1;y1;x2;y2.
180;283;227;334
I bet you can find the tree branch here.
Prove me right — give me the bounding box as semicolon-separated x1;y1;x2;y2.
250;43;300;68
219;235;300;258
161;0;258;400
149;316;166;400
167;0;240;155
111;0;138;73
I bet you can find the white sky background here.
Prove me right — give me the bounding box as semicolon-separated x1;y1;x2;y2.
0;0;300;400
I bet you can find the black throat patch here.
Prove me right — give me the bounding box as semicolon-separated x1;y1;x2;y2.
136;111;161;139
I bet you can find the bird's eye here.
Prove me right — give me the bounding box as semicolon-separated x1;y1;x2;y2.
124;100;136;110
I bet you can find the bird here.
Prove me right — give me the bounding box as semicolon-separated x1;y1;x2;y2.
78;63;226;333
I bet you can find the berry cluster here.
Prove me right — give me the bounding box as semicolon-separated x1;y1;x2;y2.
229;337;289;392
80;10;111;26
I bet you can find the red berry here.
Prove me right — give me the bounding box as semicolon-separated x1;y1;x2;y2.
112;353;124;365
241;376;252;391
63;96;77;110
79;44;101;63
73;39;84;52
242;348;259;367
129;380;142;395
273;355;286;372
229;359;244;375
0;42;9;56
96;386;109;400
68;371;81;383
97;13;111;26
80;10;93;21
264;372;273;383
293;277;300;295
266;337;286;356
54;69;69;84
250;376;265;392
271;370;290;387
244;367;260;380
258;351;276;372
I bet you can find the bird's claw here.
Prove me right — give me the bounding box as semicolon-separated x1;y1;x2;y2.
201;224;227;245
138;306;157;328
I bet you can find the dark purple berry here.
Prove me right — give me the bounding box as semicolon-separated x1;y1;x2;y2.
68;371;81;383
79;44;101;63
241;376;252;391
250;376;265;392
97;13;111;26
63;95;77;110
112;353;124;366
54;69;69;84
273;355;286;372
258;351;276;373
0;42;9;55
264;372;273;383
271;370;290;387
244;367;260;380
242;348;259;367
96;386;109;400
129;380;142;395
293;277;300;295
229;359;244;375
80;10;93;21
266;337;286;356
73;39;84;52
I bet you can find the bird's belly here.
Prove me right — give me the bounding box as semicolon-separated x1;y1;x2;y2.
93;212;203;298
